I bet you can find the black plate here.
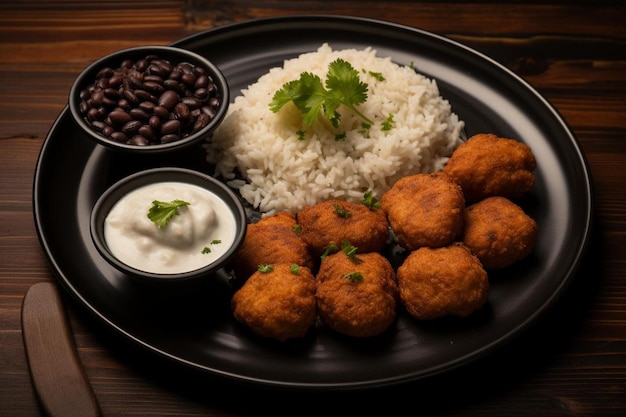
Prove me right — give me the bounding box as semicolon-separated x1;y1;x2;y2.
33;15;593;390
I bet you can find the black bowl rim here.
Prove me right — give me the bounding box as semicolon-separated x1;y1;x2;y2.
69;45;230;154
90;167;247;282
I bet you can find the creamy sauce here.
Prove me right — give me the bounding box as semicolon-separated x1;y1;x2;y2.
104;181;237;274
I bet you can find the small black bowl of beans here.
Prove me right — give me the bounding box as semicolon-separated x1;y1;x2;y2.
69;46;229;153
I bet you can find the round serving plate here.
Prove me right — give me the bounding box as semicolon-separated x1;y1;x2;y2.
33;15;593;390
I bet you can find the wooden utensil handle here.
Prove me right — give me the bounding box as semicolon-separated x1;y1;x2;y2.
22;282;102;417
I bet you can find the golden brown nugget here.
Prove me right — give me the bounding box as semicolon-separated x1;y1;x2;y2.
297;199;389;257
462;196;538;269
232;263;317;341
234;211;314;281
316;251;397;338
443;133;536;203
397;244;489;320
380;173;465;250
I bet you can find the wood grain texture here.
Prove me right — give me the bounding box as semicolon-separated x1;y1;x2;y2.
1;1;625;416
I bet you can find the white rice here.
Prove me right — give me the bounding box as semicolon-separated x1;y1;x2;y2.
204;43;464;215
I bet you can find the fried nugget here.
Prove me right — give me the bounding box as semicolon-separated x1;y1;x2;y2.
380;173;465;250
443;133;536;203
231;263;317;341
234;211;314;281
397;244;489;320
297;199;389;257
316;251;397;337
462;196;538;269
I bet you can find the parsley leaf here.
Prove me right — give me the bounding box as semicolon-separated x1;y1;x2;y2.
147;200;190;228
270;58;374;128
321;243;339;260
381;113;395;131
362;190;381;209
344;272;364;283
333;203;352;218
341;241;360;261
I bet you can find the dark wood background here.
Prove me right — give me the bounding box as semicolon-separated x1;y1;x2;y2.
1;1;625;416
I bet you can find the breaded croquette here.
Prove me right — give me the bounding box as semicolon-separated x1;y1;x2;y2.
443;133;536;203
397;244;489;320
380;173;465;250
297;199;389;257
462;196;538;269
232;263;317;341
316;250;398;337
234;211;314;281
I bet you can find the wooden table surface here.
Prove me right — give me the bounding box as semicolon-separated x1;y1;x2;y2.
1;1;625;416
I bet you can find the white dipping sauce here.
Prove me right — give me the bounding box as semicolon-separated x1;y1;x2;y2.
104;181;237;274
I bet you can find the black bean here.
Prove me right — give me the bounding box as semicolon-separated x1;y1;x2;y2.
104;88;120;100
79;100;89;114
128;135;149;146
86;107;99;122
169;69;182;80
129;108;150;122
194;75;208;90
160;134;180;143
147;64;167;78
135;59;149;72
120;59;134;69
153;105;170;120
79;53;221;146
194;88;209;101
121;120;142;135
158;90;179;110
96;106;108;120
181;96;201;109
181;72;196;87
117;98;132;111
138;101;155;112
108;110;132;126
138;125;155;141
148;115;161;130
96;78;109;89
91;120;106;132
101;96;117;108
108;72;124;88
144;74;164;84
193;113;210;133
90;90;104;107
163;79;183;92
96;67;114;79
174;102;190;120
102;126;114;137
193;66;207;77
161;119;181;135
135;89;157;103
122;89;139;105
128;75;143;90
143;80;165;94
110;131;128;143
200;106;216;119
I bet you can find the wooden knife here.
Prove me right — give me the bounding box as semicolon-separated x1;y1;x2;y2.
21;282;102;417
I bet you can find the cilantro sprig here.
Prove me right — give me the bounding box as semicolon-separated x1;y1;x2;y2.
147;200;190;228
270;58;374;128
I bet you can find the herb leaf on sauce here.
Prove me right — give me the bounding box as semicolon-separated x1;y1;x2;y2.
147;199;190;228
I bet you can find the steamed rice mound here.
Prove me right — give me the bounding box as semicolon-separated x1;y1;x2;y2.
205;43;464;214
